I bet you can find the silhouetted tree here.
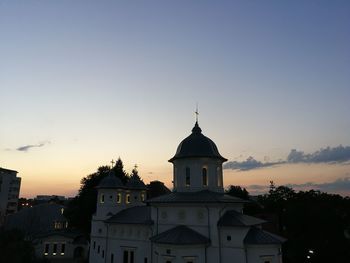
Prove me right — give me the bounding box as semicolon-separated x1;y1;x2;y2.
225;185;249;200
256;184;350;263
0;229;47;263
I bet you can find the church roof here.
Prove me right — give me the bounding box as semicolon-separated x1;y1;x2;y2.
169;122;227;162
125;174;147;190
147;190;246;204
244;227;286;245
96;172;124;189
218;210;266;227
105;206;153;225
150;225;210;245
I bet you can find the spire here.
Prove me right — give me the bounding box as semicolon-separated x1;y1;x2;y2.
192;121;202;134
195;103;199;123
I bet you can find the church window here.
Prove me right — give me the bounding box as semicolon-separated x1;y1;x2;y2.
202;167;207;186
100;194;105;203
141;193;145;201
227;235;231;241
61;243;65;255
185;167;190;186
111;253;114;263
93;241;96;249
102;250;105;258
126;194;131;204
44;243;49;255
98;245;100;254
144;258;148;263
166;249;171;254
53;243;57;255
123;250;134;263
117;193;122;203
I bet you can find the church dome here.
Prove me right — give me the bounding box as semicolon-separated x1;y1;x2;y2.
97;172;124;189
169;122;227;162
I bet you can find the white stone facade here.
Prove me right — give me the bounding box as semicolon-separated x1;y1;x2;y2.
90;123;284;263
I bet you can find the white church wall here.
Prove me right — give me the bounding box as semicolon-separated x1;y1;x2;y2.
153;244;206;263
246;245;282;263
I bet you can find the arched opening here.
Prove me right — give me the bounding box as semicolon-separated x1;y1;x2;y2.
202;167;207;186
74;246;84;259
185;167;190;186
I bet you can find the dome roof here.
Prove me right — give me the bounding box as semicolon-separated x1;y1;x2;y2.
126;174;147;190
97;172;124;189
169;122;227;162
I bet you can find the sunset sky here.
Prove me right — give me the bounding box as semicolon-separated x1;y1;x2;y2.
1;1;349;197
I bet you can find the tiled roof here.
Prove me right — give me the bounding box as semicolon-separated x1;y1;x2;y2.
244;227;286;245
218;210;266;227
106;206;153;225
147;190;246;204
96;173;124;189
150;225;210;245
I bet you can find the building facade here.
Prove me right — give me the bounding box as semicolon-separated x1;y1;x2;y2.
0;167;21;225
90;122;285;263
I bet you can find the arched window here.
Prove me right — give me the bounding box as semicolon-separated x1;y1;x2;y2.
217;166;222;187
126;194;131;204
100;194;105;203
202;168;207;186
185;167;190;186
117;193;122;204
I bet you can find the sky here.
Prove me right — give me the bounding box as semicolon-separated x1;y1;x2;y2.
1;1;349;198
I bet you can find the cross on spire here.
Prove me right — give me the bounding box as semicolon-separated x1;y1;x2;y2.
134;164;138;170
195;103;199;123
111;159;115;168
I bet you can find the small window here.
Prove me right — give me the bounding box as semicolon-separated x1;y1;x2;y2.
126;194;131;204
102;250;105;258
185;167;190;186
98;245;100;254
111;253;114;263
166;249;171;254
202;167;207;186
60;243;65;255
44;243;49;255
100;194;105;203
227;235;231;241
53;243;57;255
117;193;122;203
141;193;145;201
93;241;96;249
144;257;148;263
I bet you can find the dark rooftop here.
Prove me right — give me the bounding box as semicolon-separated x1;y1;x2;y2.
218;210;266;227
106;206;153;225
169;122;227;162
96;172;124;189
150;225;210;245
244;227;286;245
147;190;246;204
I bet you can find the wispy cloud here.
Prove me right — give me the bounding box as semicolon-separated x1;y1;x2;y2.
244;177;350;196
223;156;284;170
16;141;51;152
224;145;350;171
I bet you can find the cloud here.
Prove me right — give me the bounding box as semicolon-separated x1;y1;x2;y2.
223;156;284;170
287;145;350;163
16;141;50;152
244;177;350;196
224;145;350;171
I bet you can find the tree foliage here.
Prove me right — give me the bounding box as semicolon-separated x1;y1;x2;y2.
255;182;350;263
225;185;249;200
0;229;47;263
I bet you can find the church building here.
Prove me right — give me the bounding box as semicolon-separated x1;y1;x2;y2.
90;121;285;263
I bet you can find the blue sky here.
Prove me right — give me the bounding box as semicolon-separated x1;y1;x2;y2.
1;1;349;197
